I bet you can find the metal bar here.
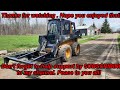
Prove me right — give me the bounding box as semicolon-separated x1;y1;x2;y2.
17;51;36;59
5;52;62;65
30;53;49;62
6;56;33;64
5;52;50;64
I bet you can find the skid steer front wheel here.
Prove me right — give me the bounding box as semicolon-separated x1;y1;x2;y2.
58;45;72;62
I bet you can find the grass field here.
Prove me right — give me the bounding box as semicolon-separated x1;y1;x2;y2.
0;57;3;65
118;34;120;50
0;35;102;52
79;35;102;44
0;35;39;65
81;35;96;38
0;35;39;52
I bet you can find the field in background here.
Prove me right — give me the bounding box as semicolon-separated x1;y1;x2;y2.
0;58;3;65
0;35;39;52
79;35;103;44
118;34;120;50
0;35;102;51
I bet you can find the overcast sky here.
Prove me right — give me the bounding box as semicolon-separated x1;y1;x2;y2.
0;11;120;31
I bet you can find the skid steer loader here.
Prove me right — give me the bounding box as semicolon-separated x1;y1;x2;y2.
4;18;81;65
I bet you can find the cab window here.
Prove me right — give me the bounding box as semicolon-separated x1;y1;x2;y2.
64;23;69;30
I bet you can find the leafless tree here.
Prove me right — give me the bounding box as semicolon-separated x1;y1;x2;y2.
78;18;84;26
0;11;47;35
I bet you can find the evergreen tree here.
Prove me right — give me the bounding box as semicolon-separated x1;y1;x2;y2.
101;19;111;33
92;23;96;29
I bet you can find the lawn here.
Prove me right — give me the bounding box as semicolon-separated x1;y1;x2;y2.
0;57;3;65
0;35;103;52
118;34;120;50
0;35;39;52
0;35;39;65
79;35;103;44
81;35;96;38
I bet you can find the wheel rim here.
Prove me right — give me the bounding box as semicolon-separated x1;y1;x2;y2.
65;48;71;59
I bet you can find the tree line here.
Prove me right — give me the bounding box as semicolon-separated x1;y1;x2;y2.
0;12;113;35
0;12;47;35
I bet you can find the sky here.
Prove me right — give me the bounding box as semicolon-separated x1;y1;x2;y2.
0;11;120;31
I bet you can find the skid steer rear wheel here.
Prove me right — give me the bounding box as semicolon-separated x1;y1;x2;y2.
58;44;72;62
72;42;80;56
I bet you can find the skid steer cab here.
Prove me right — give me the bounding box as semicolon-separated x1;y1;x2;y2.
4;19;81;65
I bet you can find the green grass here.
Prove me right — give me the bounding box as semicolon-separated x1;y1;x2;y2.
0;58;3;65
79;35;102;44
0;35;103;52
118;34;120;50
0;35;39;52
81;35;95;38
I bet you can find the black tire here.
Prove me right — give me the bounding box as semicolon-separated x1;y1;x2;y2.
71;42;80;56
58;44;72;62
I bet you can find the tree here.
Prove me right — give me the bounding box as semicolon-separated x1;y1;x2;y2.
117;28;120;33
92;23;96;29
78;18;86;26
101;19;112;33
78;18;84;26
0;11;47;35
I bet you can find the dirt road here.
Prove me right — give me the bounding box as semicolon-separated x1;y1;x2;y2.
0;33;120;79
